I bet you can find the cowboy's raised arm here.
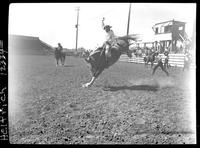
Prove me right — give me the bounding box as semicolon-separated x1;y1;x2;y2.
102;17;105;29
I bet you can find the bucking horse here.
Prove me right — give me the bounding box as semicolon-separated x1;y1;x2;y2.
54;48;66;66
82;35;139;88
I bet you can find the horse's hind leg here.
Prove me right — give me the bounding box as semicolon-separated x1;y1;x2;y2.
61;59;63;66
55;58;58;66
62;56;66;66
61;57;64;66
63;57;66;66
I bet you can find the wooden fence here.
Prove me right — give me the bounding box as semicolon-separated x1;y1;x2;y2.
119;53;196;68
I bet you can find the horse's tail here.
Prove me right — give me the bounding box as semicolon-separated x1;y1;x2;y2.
117;35;140;44
117;34;141;56
125;34;141;41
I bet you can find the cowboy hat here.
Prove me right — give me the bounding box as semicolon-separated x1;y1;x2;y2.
104;25;112;30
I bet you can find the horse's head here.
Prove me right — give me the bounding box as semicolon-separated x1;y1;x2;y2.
82;50;90;58
84;47;105;77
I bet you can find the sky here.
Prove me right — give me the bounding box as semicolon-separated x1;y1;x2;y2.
9;3;196;49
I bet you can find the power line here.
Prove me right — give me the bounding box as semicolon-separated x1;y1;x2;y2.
75;7;80;52
127;3;132;35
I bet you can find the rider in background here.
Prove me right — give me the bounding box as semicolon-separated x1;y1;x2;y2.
152;51;169;76
54;43;64;66
58;43;63;51
55;43;63;56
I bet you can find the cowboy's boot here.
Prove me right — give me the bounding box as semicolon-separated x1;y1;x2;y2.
105;47;112;68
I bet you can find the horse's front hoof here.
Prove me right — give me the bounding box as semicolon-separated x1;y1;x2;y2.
82;83;91;88
82;84;86;88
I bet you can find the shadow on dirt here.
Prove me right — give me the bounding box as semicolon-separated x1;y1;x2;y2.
103;85;159;92
133;130;194;136
64;65;75;67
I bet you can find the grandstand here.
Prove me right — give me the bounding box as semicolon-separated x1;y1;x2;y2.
9;34;54;55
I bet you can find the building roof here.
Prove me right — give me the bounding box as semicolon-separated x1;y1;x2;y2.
154;19;186;26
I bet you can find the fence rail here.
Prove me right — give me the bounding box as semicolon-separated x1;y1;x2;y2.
119;53;196;68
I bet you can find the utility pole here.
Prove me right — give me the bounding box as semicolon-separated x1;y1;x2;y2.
127;3;132;35
75;7;80;52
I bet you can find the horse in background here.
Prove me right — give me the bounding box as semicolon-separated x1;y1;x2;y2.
54;48;66;66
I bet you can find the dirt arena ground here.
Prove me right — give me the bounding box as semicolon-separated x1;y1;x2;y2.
9;55;196;144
